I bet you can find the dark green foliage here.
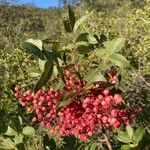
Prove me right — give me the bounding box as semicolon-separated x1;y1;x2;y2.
0;1;150;149
34;60;53;92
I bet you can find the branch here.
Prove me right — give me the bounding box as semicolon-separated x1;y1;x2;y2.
103;133;113;150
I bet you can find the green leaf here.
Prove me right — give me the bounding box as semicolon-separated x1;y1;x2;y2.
85;69;106;86
64;20;73;33
77;44;94;54
104;38;125;54
26;39;42;50
14;134;24;145
34;60;53;92
59;99;72;107
58;88;84;107
4;126;18;136
16;143;25;150
121;145;131;150
133;127;145;144
38;59;46;72
74;11;93;32
68;6;75;31
110;54;130;68
89;143;97;150
43;134;56;150
76;33;88;42
95;48;106;58
22;126;35;136
62;44;74;51
87;35;98;44
42;39;63;44
58;92;77;107
63;7;75;33
42;50;57;61
116;131;132;143
55;81;64;91
84;144;90;150
11;116;22;131
21;39;45;60
126;125;134;140
52;42;61;52
56;64;65;83
75;41;88;47
27;66;40;77
0;138;15;149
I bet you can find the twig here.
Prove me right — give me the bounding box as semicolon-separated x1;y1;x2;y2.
102;133;113;150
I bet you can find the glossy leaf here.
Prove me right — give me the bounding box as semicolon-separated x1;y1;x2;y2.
22;126;35;136
42;50;57;61
87;34;98;44
110;54;130;68
74;11;93;32
85;69;106;86
4;126;18;136
121;145;131;150
76;33;88;42
14;134;24;145
34;60;53;92
133;127;145;144
116;131;132;143
77;44;94;54
0;138;15;149
26;39;42;50
21;39;45;60
42;39;63;44
95;48;106;58
126;125;134;140
104;38;125;54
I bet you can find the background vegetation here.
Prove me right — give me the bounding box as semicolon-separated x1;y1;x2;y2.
0;0;149;149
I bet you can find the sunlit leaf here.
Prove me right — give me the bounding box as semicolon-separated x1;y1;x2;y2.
116;131;132;143
74;11;93;32
126;125;134;140
21;39;45;60
89;142;97;150
133;127;145;144
104;38;125;54
110;54;130;68
121;145;131;150
85;69;106;86
14;134;24;145
22;126;35;136
87;34;98;44
4;126;17;136
0;138;15;149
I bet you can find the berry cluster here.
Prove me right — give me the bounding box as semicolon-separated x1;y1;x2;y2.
15;70;141;141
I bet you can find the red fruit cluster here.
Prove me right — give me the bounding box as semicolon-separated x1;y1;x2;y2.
14;70;141;141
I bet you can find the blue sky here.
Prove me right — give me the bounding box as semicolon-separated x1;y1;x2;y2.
18;0;59;8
